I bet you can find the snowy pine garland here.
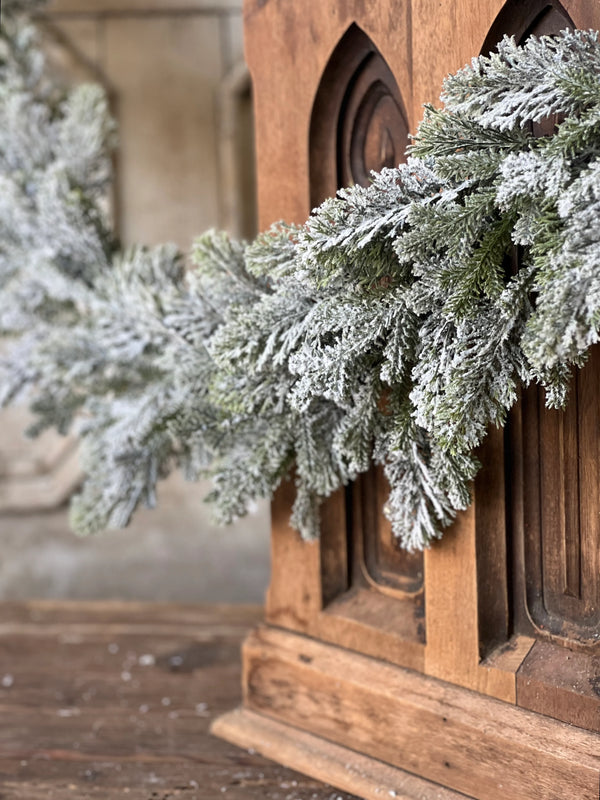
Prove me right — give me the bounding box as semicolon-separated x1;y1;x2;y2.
2;1;600;550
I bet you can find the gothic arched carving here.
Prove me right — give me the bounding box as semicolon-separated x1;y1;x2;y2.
481;0;573;54
310;24;409;206
310;25;421;602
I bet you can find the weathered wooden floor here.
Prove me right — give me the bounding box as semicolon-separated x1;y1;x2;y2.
0;601;358;800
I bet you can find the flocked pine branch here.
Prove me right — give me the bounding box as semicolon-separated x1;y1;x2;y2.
2;1;600;550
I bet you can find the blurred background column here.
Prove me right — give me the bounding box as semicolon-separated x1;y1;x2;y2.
0;0;269;602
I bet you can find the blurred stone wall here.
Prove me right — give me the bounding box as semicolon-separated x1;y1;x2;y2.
0;0;270;603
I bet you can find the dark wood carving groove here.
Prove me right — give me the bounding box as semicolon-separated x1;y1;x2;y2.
310;24;409;206
337;53;408;190
358;466;424;596
310;25;421;602
520;351;600;647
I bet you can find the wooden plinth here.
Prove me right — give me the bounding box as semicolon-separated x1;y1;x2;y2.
213;626;600;800
212;708;469;800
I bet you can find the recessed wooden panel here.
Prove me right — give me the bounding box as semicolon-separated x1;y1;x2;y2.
257;1;423;673
493;0;599;651
310;24;408;199
310;24;409;208
520;351;600;647
357;467;424;595
310;25;422;606
482;0;600;741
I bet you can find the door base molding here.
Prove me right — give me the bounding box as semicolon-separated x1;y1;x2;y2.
212;707;470;800
212;626;600;800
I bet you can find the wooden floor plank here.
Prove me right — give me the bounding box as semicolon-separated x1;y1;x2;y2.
0;602;359;800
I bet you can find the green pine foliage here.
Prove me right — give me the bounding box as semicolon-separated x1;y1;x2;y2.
2;2;600;550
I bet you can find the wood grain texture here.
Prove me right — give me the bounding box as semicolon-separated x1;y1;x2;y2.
244;0;412;230
243;626;600;800
214;708;471;800
411;0;506;114
424;500;529;702
266;476;324;631
0;602;361;800
517;640;600;733
564;0;600;27
267;484;425;672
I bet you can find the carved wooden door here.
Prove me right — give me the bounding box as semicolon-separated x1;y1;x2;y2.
215;2;600;797
245;0;600;713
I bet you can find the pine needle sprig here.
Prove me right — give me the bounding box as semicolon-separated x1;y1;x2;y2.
442;31;600;130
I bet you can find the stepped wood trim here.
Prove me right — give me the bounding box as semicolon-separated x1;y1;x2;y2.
212;708;471;800
237;627;600;800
